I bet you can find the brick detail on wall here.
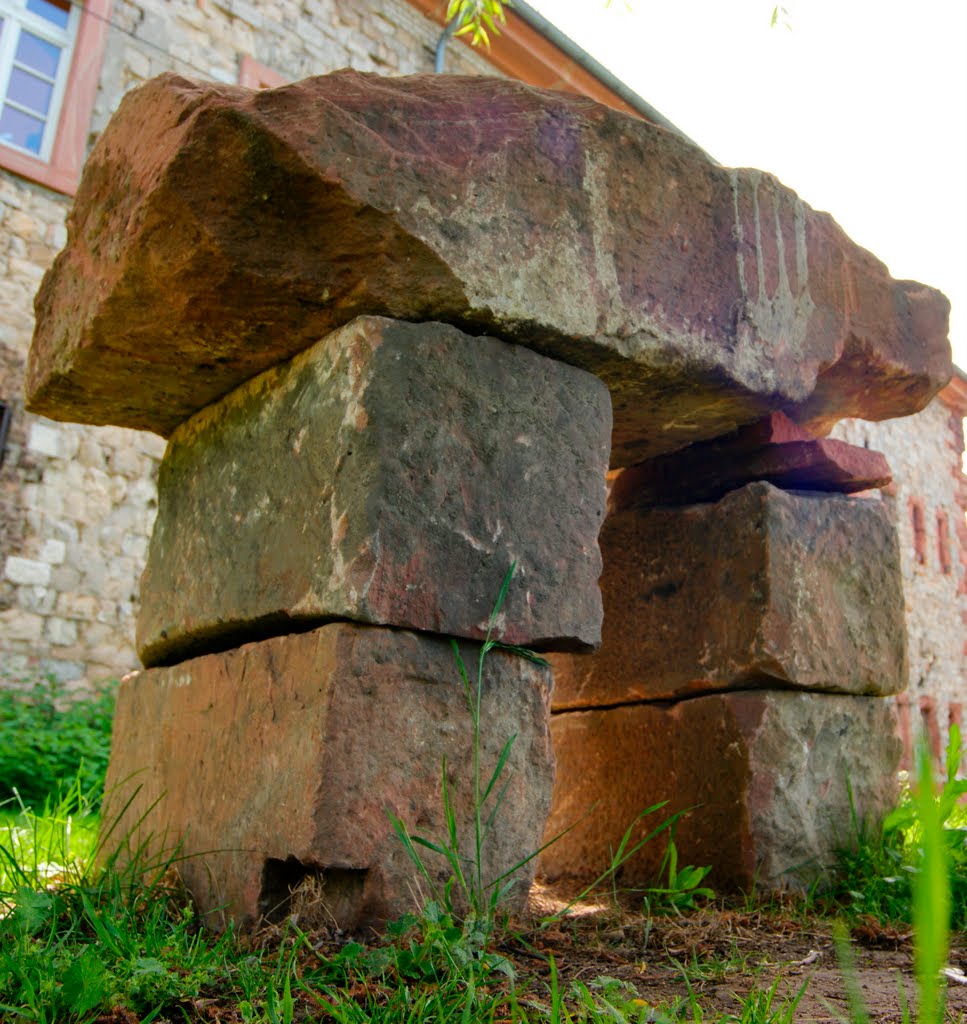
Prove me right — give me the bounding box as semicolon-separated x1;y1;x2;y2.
832;377;967;766
938;509;952;575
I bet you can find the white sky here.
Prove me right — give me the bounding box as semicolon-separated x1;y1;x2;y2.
528;0;967;369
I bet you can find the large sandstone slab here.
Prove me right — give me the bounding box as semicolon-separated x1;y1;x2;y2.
136;316;609;667
102;623;554;931
552;482;906;709
27;72;950;462
539;691;900;891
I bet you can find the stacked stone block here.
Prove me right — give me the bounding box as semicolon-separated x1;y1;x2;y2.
542;480;907;890
109;625;559;930
28;72;951;920
103;316;611;929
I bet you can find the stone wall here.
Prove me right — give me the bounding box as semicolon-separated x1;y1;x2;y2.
0;0;498;688
831;387;967;766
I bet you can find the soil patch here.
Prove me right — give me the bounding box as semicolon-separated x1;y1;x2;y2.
504;883;967;1022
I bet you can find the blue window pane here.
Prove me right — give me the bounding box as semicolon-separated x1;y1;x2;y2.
26;0;71;30
7;67;54;115
15;31;61;79
0;104;45;153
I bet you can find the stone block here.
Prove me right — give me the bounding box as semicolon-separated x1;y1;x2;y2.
539;691;900;892
137;316;610;667
608;412;892;509
56;593;99;620
26;421;61;458
45;616;78;647
0;608;44;643
552;482;906;708
28;73;949;461
4;556;52;587
102;623;554;931
39;539;66;565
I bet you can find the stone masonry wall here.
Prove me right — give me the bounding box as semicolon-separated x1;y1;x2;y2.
831;392;967;765
0;0;499;688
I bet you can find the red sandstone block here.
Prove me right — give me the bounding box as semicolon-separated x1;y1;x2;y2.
539;691;900;892
609;412;892;509
552;482;907;708
102;623;554;931
136;316;610;666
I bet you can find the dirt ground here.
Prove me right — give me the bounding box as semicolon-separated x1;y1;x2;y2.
504;883;967;1022
157;880;967;1023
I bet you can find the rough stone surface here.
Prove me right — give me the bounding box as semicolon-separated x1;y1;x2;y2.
1;0;498;688
102;622;554;931
551;482;906;709
539;691;901;892
609;412;892;509
136;316;610;667
27;73;950;463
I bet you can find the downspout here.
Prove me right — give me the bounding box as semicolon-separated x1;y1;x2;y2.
434;16;461;73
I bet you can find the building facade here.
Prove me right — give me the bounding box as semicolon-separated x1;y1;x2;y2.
831;375;967;765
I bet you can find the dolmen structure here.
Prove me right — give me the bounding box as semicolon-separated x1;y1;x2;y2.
26;72;951;927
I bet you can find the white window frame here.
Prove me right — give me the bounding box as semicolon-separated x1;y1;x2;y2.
0;0;81;164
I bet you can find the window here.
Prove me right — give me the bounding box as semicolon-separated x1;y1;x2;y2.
0;0;110;195
0;400;10;468
937;509;952;575
0;0;78;160
910;497;927;566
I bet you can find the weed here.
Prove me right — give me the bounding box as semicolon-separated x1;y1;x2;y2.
831;723;967;931
0;674;115;811
643;838;715;917
0;781;235;1022
673;944;752;985
389;563;550;934
832;735;953;1024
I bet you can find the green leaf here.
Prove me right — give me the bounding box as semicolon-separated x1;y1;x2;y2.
10;887;54;935
132;956;166;976
62;945;112;1016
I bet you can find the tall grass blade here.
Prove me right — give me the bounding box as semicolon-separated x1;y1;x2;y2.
913;740;950;1024
832;919;871;1024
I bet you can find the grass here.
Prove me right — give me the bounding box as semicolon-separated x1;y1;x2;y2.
1;572;964;1021
826;724;967;934
0;675;115;812
0;752;963;1022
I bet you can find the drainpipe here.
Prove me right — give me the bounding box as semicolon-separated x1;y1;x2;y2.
434;16;461;73
433;1;710;159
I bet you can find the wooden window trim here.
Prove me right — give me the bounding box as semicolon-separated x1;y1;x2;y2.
0;0;111;196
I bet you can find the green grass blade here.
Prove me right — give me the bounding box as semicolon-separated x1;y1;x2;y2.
833;919;871;1024
481;735;517;805
913;740;950;1024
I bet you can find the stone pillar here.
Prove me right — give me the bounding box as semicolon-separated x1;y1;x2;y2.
541;480;907;892
103;315;611;929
